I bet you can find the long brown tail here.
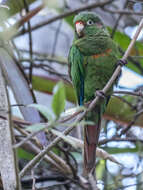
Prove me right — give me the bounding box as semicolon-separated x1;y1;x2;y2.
83;109;101;175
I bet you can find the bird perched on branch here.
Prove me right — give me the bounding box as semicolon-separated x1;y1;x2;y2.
68;12;120;175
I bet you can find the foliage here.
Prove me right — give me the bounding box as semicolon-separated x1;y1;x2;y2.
52;81;66;118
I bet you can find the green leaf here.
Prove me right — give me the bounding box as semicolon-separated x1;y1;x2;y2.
32;75;76;103
26;123;46;132
18;148;34;160
28;103;54;121
52;81;66;118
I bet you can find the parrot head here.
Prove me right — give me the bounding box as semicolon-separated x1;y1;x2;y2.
73;12;108;38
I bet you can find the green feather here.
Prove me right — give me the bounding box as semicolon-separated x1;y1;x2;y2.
68;45;85;104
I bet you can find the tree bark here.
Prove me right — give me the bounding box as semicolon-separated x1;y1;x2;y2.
0;66;21;190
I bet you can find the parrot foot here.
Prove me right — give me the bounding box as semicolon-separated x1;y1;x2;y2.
117;59;128;66
95;90;105;99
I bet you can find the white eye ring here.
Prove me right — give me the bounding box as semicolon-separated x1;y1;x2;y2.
87;20;94;25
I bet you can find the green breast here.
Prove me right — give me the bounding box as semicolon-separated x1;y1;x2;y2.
84;53;117;103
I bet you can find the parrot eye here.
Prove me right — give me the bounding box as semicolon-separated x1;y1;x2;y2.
87;20;94;25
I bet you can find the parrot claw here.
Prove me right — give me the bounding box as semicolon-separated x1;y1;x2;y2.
117;59;128;67
95;90;105;99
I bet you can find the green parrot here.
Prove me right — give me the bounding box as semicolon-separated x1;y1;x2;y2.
68;12;120;175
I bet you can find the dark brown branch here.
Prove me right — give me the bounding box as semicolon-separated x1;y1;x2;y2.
14;4;44;29
23;0;34;83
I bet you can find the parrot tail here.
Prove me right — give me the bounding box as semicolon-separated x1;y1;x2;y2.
83;107;101;175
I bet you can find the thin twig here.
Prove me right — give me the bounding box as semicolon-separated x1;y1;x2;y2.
114;90;143;97
20;57;67;65
119;109;143;136
104;8;143;15
31;170;36;190
99;137;143;145
0;114;31;125
13;122;50;149
51;20;62;57
23;0;34;83
110;0;128;38
88;173;98;190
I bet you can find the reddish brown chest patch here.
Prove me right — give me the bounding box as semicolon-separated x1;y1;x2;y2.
92;49;112;59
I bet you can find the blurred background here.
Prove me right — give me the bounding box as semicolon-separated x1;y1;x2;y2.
0;0;143;189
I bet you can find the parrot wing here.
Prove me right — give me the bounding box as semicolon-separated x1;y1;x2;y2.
68;45;85;105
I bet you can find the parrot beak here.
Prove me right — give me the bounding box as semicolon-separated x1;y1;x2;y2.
75;21;84;37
